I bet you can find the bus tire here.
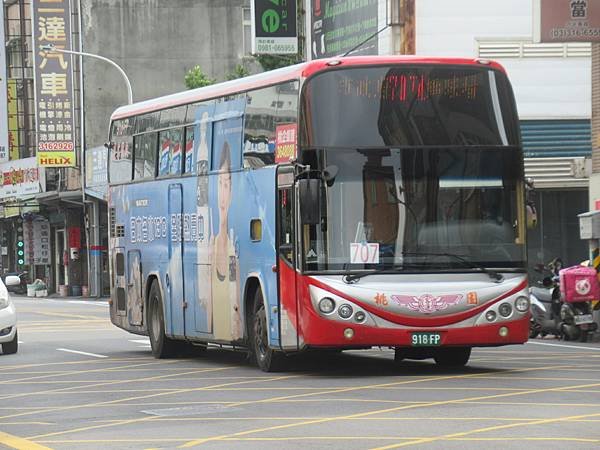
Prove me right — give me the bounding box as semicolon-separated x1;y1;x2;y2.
250;289;285;372
434;347;471;367
2;330;18;355
147;280;177;359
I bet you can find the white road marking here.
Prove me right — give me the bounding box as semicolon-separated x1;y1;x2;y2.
129;339;151;348
56;348;109;358
527;341;600;351
67;300;109;307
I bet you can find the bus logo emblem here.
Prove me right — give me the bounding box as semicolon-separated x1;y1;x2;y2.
391;294;463;314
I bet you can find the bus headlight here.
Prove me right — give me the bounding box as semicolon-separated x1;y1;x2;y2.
318;297;335;314
499;303;512;318
354;311;366;323
338;304;353;319
515;296;530;312
485;310;497;322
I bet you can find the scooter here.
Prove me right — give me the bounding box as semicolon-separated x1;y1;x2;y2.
2;271;28;295
529;260;563;339
558;264;598;342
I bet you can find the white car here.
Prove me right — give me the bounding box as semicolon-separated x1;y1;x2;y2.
0;275;19;354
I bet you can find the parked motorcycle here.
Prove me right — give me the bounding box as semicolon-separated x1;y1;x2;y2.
1;271;28;295
529;259;563;339
529;259;599;342
558;264;598;342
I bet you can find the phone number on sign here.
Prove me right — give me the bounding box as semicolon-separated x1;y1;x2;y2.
38;141;74;151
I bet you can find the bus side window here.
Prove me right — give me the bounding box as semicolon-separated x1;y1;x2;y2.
184;126;195;174
109;118;134;183
169;128;183;176
133;132;158;180
158;130;171;177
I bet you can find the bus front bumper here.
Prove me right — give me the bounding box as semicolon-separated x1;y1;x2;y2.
300;313;530;349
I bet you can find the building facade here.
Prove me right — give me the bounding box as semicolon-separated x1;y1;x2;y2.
414;0;592;273
1;0;250;295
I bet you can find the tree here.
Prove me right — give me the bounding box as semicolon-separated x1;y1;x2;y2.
184;65;215;89
226;64;250;80
255;53;301;72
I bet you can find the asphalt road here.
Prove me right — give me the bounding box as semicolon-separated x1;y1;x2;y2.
1;296;600;450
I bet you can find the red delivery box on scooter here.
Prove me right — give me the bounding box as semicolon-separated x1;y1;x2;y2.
559;265;599;303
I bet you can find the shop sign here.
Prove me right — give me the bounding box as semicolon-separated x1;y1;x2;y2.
7;80;19;161
0;4;8;163
536;0;600;42
31;0;76;167
23;218;50;265
275;124;297;163
85;146;108;200
311;0;378;59
251;0;298;54
0;157;46;200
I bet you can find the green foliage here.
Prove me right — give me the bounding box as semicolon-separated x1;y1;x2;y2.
227;64;251;80
184;65;216;89
255;54;301;72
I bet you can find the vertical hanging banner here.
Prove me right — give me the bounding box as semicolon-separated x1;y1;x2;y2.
0;3;8;163
311;0;379;59
31;0;76;167
251;0;298;54
7;80;19;161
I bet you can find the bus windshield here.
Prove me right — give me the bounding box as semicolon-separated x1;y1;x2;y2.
300;146;525;272
300;65;524;273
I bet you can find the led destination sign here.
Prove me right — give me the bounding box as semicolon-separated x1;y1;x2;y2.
337;72;480;103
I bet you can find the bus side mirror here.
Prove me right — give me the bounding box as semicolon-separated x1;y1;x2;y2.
298;179;320;225
526;202;537;229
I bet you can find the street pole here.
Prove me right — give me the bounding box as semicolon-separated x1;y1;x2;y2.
39;44;133;105
40;43;133;297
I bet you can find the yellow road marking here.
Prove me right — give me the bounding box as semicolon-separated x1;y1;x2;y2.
26;375;297;440
0;367;233;412
179;373;600;448
32;436;600;444
18;311;104;320
225;363;574;409
370;411;600;449
0;360;181;391
0;430;52;450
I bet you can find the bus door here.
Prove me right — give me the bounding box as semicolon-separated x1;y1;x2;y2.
112;248;126;316
277;168;300;350
168;183;185;337
127;250;143;326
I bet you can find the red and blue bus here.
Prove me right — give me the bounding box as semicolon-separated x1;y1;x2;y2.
108;56;530;371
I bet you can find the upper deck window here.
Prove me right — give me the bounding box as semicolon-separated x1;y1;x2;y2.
301;66;520;148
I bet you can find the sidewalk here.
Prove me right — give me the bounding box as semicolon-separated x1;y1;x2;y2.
15;293;109;302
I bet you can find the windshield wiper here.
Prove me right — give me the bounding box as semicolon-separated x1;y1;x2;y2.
403;252;504;283
342;263;424;284
342;253;504;284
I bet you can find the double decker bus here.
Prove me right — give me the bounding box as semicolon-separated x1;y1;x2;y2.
107;56;530;371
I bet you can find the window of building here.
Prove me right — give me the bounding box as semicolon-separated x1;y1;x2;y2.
242;6;252;55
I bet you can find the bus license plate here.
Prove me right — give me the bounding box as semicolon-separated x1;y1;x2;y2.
411;332;442;346
574;314;593;325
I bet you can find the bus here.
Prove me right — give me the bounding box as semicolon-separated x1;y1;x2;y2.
107;56;531;372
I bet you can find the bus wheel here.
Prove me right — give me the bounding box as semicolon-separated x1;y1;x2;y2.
434;347;471;367
250;290;285;372
147;280;177;359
